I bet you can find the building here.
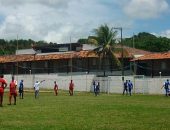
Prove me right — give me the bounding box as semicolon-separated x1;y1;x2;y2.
0;43;150;76
131;52;170;77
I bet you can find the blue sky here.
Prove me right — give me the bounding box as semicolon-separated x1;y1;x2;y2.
0;0;169;43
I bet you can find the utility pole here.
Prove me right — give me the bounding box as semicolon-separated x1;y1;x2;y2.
133;33;136;94
70;36;72;80
114;27;124;82
120;27;124;81
133;33;135;49
16;34;19;82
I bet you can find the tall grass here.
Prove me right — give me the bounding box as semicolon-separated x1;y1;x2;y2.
0;91;170;130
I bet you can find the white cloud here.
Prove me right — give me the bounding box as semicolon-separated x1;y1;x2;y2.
0;0;159;43
1;0;124;43
0;0;70;9
161;30;170;38
123;0;169;19
151;30;170;38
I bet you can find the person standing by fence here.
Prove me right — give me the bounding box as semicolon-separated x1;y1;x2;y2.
0;74;7;107
161;79;170;96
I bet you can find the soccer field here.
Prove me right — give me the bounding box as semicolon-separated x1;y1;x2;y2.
0;91;170;130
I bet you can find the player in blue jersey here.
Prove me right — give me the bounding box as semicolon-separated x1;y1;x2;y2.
128;80;133;96
123;80;128;95
161;79;170;96
19;80;24;99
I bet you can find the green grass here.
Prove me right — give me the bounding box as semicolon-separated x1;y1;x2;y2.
0;91;170;130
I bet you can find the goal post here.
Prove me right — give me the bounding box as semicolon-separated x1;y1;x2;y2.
133;75;148;94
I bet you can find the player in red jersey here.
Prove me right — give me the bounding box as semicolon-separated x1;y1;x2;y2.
69;80;74;96
54;81;58;96
0;74;7;107
8;76;17;105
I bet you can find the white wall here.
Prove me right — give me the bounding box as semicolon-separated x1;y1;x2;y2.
16;49;36;55
3;74;167;95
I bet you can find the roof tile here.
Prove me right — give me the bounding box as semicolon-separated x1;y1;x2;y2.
0;46;150;63
132;52;170;61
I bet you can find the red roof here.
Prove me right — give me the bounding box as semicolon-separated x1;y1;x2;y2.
0;46;151;63
115;45;151;57
123;46;151;56
132;52;170;61
0;50;98;63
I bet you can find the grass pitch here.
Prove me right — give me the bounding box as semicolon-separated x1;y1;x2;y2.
0;91;170;130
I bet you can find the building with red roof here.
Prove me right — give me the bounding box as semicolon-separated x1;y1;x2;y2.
0;43;151;76
132;52;170;77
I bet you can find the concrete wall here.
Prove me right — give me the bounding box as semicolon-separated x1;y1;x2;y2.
3;74;167;95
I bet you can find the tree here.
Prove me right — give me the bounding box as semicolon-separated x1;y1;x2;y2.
123;32;170;52
89;24;120;76
77;38;88;44
0;39;49;55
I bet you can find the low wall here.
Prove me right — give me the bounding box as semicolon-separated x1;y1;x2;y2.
3;74;167;95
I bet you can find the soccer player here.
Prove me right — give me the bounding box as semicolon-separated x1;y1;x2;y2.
19;80;24;99
69;80;74;96
54;81;58;96
34;80;45;99
128;80;133;96
93;80;97;96
161;79;170;96
96;81;100;96
8;76;17;105
123;80;128;95
0;74;7;107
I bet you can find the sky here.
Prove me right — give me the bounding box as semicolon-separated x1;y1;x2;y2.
0;0;170;43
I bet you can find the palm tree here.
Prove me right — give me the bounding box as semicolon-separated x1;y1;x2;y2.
88;24;120;76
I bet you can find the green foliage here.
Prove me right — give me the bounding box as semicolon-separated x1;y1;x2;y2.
93;24;117;46
91;24;120;71
0;39;49;55
0;92;170;130
77;38;88;44
123;32;170;52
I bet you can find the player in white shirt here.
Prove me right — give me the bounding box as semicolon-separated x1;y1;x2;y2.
34;80;45;99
